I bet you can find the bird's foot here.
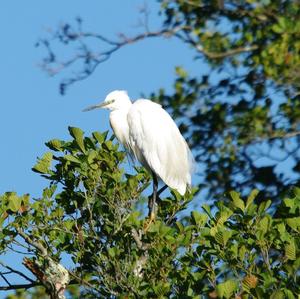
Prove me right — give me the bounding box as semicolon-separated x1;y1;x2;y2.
143;212;156;232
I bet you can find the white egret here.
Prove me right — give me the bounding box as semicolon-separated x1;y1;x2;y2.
83;90;194;221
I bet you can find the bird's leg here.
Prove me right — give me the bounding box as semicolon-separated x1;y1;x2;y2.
149;172;158;219
144;173;158;231
148;184;167;206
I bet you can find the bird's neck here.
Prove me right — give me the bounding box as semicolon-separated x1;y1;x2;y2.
109;109;130;147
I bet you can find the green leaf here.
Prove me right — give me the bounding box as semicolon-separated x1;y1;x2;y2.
229;190;245;212
126;211;141;227
43;185;57;199
286;217;300;232
283;195;300;213
284;198;295;210
258;200;271;214
246;189;259;208
215;207;233;226
46;139;63;151
283;289;296;299
191;211;207;226
182;229;192;245
257;215;272;236
7;192;21;212
64;154;81;164
175;221;184;233
238;245;246;261
87;151;98;164
215;229;232;246
102;140;114;151
270;290;285;299
272;24;284;33
93;131;108;144
21;194;30;209
108;247;116;258
32;152;53;174
202;204;213;219
175;66;188;78
68;126;86;153
216;280;238;298
285;239;296;260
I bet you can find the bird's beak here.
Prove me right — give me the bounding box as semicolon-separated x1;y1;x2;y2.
82;102;107;112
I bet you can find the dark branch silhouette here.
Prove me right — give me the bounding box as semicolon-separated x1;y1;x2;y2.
38;17;257;94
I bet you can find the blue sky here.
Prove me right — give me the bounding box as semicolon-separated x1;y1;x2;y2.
0;1;198;198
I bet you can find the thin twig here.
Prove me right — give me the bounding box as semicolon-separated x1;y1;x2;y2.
249;130;300;145
178;30;258;59
269;131;300;140
40;22;259;93
16;228;48;257
0;279;83;291
68;270;97;291
0;282;40;291
0;260;35;283
0;272;11;286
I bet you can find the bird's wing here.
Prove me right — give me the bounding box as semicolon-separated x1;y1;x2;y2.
127;100;193;195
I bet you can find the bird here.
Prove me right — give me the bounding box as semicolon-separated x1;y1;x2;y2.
83;90;194;222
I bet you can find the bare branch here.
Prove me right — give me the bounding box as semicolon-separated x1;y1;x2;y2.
136;2;151;33
0;279;84;291
15;229;70;299
16;228;48;257
269;130;300;140
0;272;11;287
177;30;258;59
78;32;119;45
249;130;300;145
131;228;149;251
39;19;258;94
195;44;258;59
130;228;149;278
23;257;70;299
68;270;97;291
0;282;40;291
0;260;35;283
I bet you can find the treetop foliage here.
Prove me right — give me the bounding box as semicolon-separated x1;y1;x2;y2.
1;129;300;298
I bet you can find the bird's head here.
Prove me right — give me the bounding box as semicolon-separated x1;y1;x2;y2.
83;90;132;112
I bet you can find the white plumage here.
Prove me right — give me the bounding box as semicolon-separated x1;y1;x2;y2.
84;90;193;196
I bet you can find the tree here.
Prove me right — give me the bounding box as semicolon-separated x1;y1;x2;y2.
1;1;300;298
1;128;299;298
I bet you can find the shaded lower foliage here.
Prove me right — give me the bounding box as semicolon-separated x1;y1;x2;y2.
151;71;300;203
